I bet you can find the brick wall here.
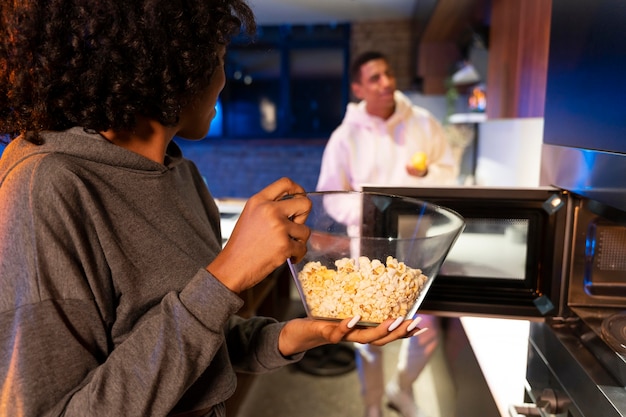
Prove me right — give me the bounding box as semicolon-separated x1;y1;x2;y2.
351;19;416;90
176;138;327;199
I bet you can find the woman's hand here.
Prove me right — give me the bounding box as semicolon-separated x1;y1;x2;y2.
207;177;311;293
277;316;427;357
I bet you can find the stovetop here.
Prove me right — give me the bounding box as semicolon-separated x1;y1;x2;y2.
527;315;626;417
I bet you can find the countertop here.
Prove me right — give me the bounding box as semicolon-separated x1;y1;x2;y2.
460;316;530;417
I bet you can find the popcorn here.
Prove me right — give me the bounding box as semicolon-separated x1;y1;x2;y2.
297;256;428;324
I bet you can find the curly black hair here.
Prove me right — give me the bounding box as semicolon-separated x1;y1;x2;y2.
0;0;256;143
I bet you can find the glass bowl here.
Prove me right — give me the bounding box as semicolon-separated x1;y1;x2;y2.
288;191;465;326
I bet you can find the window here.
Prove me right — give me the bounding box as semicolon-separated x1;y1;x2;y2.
219;23;350;139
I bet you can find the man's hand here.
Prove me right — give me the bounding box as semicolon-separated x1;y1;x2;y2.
406;151;428;177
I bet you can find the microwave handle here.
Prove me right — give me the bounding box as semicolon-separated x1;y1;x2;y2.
509;388;570;417
509;403;547;416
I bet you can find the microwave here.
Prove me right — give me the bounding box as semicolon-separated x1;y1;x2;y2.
363;185;626;321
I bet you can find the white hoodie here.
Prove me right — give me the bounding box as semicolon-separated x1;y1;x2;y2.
316;90;458;191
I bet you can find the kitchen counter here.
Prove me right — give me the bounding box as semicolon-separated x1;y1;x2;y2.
460;316;530;417
215;197;246;246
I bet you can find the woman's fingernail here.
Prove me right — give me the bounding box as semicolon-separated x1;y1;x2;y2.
387;317;404;332
347;315;361;329
412;327;429;337
407;316;423;332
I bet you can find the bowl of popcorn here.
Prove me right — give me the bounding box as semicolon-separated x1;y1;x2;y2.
288;191;465;326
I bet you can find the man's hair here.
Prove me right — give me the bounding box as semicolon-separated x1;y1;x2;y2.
349;51;389;84
0;0;256;142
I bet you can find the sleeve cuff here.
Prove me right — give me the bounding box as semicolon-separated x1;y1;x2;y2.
179;268;244;331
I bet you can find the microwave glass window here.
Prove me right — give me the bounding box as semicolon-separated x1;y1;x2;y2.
439;218;529;280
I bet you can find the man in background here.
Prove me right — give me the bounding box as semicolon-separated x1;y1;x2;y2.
317;51;458;417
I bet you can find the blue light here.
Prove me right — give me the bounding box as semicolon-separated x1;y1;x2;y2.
206;99;223;138
0;135;7;158
584;229;596;291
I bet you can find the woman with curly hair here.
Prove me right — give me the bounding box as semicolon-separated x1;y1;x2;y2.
0;0;424;416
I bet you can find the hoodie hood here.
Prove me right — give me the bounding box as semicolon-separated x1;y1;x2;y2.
342;90;414;133
0;127;184;182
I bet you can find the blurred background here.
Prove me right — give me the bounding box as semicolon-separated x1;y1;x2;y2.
175;0;548;200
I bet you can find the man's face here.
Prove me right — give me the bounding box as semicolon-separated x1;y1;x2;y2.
351;58;396;114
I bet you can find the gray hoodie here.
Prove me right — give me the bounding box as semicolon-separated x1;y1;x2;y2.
0;128;297;417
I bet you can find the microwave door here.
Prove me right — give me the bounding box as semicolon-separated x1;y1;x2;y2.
363;186;571;320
